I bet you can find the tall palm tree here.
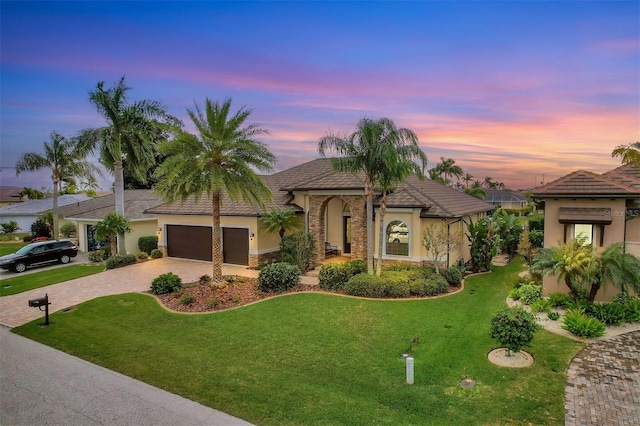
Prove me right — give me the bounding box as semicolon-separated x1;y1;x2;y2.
531;239;596;299
154;98;275;283
436;157;463;185
483;176;497;189
319;117;426;274
611;141;640;168
78;76;179;254
15;131;99;240
260;209;303;241
462;173;474;188
587;243;640;301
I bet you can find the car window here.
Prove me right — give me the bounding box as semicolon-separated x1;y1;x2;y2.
16;245;34;255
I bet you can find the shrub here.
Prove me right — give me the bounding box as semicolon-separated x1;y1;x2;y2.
383;263;417;272
518;284;542;305
549;292;573;308
206;298;220;309
508;288;520;301
344;273;386;298
547;311;560;321
88;250;105;262
530;299;551;314
150;249;163;259
588;303;626;326
344;259;367;277
319;263;349;291
150;272;183;295
138;236;158;254
30;217;51;239
490;307;538;354
23;235;33;242
280;232;314;272
562;309;605;338
529;230;544;248
199;275;212;285
621;298;640;323
105;254;137;270
180;292;195;305
225;275;235;283
258;262;301;293
60;222;76;238
137;251;149;260
409;275;448;297
381;271;410;298
440;266;462;287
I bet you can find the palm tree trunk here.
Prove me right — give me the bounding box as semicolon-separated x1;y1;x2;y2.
212;191;223;283
588;283;601;302
375;197;387;277
365;180;374;275
114;161;127;254
52;174;59;241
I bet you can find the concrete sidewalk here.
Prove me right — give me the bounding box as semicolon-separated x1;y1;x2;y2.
0;325;253;425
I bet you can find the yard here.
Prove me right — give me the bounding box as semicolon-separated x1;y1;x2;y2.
0;264;105;296
13;259;583;425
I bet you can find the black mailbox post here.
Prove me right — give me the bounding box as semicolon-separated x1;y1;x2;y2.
28;293;51;326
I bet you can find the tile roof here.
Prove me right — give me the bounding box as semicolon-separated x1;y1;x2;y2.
0;194;91;215
0;186;23;203
532;169;640;198
602;165;640;190
60;190;162;221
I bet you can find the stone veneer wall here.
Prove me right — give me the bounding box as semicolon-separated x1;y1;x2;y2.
250;251;280;268
308;194;367;268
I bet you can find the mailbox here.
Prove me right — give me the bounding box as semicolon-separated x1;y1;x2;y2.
28;293;50;325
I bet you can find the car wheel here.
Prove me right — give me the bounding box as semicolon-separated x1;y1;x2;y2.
14;262;27;273
59;255;71;264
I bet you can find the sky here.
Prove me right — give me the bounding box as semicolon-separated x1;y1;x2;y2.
1;1;638;191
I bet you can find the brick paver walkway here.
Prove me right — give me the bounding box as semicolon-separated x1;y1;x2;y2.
0;258;318;327
565;330;640;426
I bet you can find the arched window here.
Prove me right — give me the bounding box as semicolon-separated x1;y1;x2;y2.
386;220;409;256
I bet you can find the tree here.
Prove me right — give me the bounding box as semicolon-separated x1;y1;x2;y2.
517;228;533;265
462;173;474;188
422;223;461;274
19;187;44;200
611;141;640;168
531;240;596;299
465;217;500;273
16;132;99;240
483;176;498;189
260;209;303;241
490;307;538;356
60;222;77;238
94;212;132;256
78;76;180;254
30;218;51;239
428;167;447;185
436;157;463;185
586;243;640;301
280;232;315;272
464;187;486;200
154;98;275;283
319;117;426;275
0;221;21;240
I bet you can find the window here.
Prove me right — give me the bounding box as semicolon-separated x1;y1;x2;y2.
574;224;593;245
386;220;409;256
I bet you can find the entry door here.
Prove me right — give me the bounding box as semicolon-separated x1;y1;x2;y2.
343;217;351;254
222;227;249;265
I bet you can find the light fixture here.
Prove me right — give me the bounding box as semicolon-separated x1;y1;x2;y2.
250;232;255;241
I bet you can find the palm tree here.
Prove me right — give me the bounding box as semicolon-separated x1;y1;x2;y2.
428;167;446;184
94;212;132;256
611;141;640;168
260;209;303;241
587;243;640;301
464;187;486;200
436;157;463;185
531;240;596;299
154;98;275;283
78;76;179;254
15;131;99;240
462;173;474;188
483;176;497;189
319;117;426;274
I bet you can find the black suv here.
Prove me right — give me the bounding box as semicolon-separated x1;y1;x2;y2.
0;240;78;273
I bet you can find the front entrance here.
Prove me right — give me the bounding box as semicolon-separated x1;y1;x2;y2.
343;216;351;254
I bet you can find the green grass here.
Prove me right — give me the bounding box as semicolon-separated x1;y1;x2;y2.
13;259;583;425
1;264;104;296
0;242;27;256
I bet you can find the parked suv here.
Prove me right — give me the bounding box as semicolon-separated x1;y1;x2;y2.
0;240;78;273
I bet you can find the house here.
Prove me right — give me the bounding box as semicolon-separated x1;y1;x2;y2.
532;164;640;300
484;190;529;210
0;186;24;206
57;190;163;254
0;194;91;232
146;158;494;269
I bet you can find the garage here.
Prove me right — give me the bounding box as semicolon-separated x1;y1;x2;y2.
166;225;248;265
166;225;212;261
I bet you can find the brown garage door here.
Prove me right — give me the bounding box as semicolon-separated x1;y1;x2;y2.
223;227;249;266
166;225;212;261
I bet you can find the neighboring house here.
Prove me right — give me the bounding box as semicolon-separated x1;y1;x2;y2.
484;190;528;209
0;194;90;232
0;186;24;206
532;164;640;300
58;190;162;255
146;158;494;268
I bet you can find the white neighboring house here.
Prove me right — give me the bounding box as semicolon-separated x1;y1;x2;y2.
0;194;91;234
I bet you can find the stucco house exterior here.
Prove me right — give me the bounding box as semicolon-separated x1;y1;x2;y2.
0;194;90;232
532;164;640;300
146;158;494;269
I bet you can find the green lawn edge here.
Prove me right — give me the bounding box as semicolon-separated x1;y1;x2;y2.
0;264;104;297
13;259;584;425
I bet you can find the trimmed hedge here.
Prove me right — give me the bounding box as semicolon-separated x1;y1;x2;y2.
380;271;411;298
440;266;462;287
150;249;163;259
138;236;158;254
344;273;386;298
150;272;183;295
258;262;301;293
318;259;368;291
105;254;137;270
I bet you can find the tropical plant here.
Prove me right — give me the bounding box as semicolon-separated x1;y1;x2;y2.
490;307;538;355
154;98;275;283
517;228;533;265
260;209;303;241
493;209;521;259
531;240;596;300
93;212;132;256
586;242;640;302
318;117;427;275
0;221;21;239
461;173;474;188
77;76;179;253
464;187;486;200
15;131;99;240
436;157;463;185
19;187;44;200
465;217;500;273
280;232;315;272
611;141;640;168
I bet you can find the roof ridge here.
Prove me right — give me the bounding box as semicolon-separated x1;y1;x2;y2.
405;177;454;215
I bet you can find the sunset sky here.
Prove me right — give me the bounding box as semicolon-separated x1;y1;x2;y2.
1;1;638;191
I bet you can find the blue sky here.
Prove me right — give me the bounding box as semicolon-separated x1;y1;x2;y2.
1;1;638;191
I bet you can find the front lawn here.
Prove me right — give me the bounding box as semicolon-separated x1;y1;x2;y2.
0;264;105;296
0;241;26;256
13;260;583;425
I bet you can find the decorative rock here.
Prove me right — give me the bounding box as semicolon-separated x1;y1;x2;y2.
488;348;534;368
